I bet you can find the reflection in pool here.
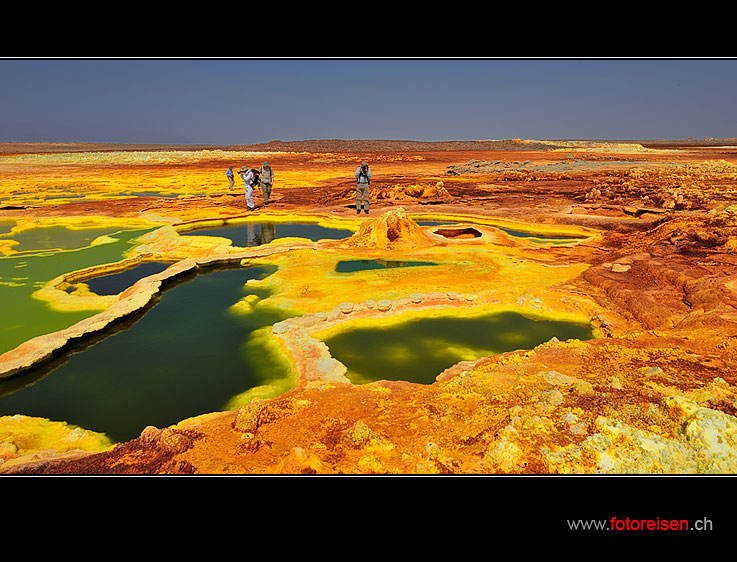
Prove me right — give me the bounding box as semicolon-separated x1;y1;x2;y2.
324;311;593;385
0;265;292;443
335;259;436;273
185;222;354;246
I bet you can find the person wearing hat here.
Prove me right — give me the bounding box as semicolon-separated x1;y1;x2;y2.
354;160;371;214
238;166;255;211
259;161;274;206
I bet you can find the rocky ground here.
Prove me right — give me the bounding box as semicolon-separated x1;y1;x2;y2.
1;139;737;476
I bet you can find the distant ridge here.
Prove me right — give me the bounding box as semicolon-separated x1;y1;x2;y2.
0;139;559;154
231;139;563;152
1;138;735;155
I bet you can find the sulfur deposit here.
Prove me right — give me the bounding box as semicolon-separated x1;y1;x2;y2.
1;139;737;475
338;207;438;250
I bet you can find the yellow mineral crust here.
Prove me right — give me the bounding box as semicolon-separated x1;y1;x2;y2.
338;207;438;250
2;141;737;475
545;395;737;474
72;333;732;475
0;414;114;469
242;212;598;322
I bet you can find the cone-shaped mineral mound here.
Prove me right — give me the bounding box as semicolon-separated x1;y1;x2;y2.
339;208;437;250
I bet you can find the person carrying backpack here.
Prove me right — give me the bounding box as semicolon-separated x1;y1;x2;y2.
238;166;256;211
354;160;371;214
259;161;274;206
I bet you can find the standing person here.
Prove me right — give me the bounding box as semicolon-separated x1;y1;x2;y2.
238;166;255;211
259;161;274;206
354;160;371;214
226;166;235;190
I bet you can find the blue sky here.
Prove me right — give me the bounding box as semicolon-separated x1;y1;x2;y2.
1;58;735;144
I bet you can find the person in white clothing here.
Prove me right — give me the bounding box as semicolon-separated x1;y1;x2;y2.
238;166;255;211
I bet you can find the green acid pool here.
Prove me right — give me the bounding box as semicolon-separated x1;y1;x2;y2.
335;259;436;273
184;221;354;246
323;311;593;385
0;220;16;236
0;225;129;253
498;227;587;244
0;265;293;443
0;227;155;355
79;261;175;295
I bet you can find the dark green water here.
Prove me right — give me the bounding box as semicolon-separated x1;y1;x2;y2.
324;311;593;385
185;222;354;246
335;259;436;273
0;219;589;443
499;228;585;244
82;262;174;295
0;265;292;442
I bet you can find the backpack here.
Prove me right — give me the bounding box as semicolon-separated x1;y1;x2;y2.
357;166;370;184
251;168;261;187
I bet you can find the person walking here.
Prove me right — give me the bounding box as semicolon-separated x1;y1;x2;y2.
354;160;371;214
238;166;255;211
226;166;235;190
259;161;274;206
